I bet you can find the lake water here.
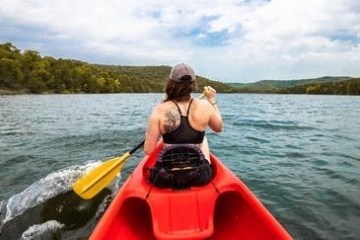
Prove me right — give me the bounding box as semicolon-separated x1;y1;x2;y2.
0;94;359;239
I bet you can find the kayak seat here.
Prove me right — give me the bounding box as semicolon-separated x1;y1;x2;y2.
147;145;213;189
146;182;219;240
143;145;218;239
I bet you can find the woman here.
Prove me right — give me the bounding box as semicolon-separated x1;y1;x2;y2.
144;63;223;187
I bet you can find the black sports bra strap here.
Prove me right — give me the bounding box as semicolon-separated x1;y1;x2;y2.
186;99;194;116
172;101;182;115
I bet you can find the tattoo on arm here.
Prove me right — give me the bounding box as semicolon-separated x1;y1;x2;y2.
164;110;179;133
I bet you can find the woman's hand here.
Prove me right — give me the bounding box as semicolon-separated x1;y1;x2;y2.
203;86;217;105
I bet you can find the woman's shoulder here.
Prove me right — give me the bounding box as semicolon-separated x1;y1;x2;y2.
153;101;174;113
192;98;213;108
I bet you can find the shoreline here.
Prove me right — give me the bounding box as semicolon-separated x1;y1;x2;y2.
0;89;30;95
1;88;358;96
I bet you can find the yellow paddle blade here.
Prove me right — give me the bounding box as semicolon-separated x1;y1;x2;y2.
73;152;131;199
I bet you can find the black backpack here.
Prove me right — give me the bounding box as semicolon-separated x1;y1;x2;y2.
148;145;213;189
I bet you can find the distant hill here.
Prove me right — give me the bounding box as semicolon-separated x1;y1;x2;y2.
94;64;236;93
228;76;353;93
279;77;360;95
0;42;236;94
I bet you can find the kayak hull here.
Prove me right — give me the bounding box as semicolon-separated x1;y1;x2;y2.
90;144;292;240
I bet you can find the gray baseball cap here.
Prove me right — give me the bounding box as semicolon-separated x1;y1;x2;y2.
169;63;196;82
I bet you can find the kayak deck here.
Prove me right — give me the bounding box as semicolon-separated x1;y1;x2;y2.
90;145;292;240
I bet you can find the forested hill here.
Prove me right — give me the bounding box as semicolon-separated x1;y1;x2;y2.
228;76;360;95
0;42;235;94
228;76;353;92
1;42;359;95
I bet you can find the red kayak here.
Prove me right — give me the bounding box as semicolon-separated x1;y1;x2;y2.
90;144;292;240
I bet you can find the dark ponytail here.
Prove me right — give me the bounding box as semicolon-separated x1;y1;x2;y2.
163;78;196;102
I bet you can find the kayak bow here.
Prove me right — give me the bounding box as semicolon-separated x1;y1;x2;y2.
90;144;292;240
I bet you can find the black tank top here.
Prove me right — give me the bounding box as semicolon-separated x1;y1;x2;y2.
162;99;205;144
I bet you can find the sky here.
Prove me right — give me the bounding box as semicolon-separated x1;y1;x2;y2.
1;0;360;83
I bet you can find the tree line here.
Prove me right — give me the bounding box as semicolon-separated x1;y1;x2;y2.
0;42;235;94
1;42;358;95
278;78;360;95
230;77;360;95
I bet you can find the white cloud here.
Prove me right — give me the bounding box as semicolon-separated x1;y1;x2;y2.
0;0;360;82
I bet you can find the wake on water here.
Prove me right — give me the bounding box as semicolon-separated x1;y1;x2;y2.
0;162;119;240
21;221;65;240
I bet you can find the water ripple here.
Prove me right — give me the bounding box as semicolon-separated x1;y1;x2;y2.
1;94;360;239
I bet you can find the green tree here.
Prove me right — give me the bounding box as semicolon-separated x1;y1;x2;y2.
27;68;51;93
305;84;321;94
0;58;23;88
346;80;360;95
0;42;21;60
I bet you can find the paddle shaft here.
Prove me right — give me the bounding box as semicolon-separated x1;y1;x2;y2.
130;140;145;154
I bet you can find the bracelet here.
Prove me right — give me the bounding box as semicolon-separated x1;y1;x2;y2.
209;101;217;105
